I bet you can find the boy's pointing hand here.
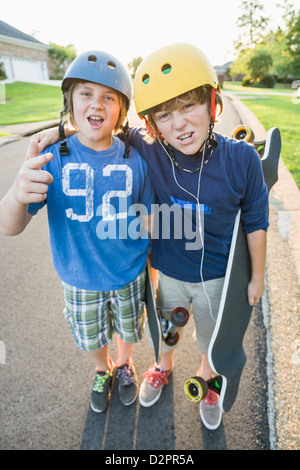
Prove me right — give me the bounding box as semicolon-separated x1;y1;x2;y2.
14;140;53;205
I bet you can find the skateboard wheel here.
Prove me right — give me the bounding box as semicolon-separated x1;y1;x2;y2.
184;376;208;403
164;331;179;346
171;307;189;327
232;125;255;143
254;141;265;158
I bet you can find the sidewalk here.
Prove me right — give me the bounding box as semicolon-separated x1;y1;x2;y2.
0;94;299;449
0;119;59;146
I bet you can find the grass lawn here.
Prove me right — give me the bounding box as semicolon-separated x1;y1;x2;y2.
0;81;62;125
223;82;300;188
223;81;295;94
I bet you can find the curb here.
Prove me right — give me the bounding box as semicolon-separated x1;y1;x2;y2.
0;120;60;146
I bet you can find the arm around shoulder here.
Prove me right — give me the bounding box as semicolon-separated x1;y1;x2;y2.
27;123;75;156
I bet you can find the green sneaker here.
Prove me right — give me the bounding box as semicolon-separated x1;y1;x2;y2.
115;363;139;406
90;368;113;413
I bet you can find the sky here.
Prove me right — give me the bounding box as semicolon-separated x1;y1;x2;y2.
2;0;300;67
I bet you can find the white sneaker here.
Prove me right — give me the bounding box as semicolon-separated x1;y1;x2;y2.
139;364;172;407
199;390;222;430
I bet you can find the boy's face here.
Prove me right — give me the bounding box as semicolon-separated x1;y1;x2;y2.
153;101;210;155
72;82;120;151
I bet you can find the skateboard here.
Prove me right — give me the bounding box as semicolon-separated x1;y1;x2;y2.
146;260;162;364
160;307;189;346
146;260;190;361
232;125;269;157
184;126;281;413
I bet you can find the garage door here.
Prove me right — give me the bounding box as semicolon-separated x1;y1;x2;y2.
1;55;49;81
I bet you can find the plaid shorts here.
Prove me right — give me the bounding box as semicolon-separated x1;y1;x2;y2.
62;270;146;352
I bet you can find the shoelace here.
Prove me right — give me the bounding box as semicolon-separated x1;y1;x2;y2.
203;390;218;406
116;365;134;385
143;366;170;389
92;371;110;393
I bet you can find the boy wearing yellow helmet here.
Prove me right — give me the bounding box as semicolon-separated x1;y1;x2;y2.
132;43;267;430
25;43;268;430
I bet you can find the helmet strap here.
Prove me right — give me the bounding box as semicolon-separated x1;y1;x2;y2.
59;98;69;156
210;87;216;123
59;120;69;156
143;117;164;142
122;120;130;158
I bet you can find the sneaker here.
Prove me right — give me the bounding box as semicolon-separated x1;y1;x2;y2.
199;389;222;430
115;363;139;406
139;364;172;407
90;361;114;413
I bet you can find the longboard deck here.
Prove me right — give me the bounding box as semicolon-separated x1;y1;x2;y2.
146;261;162;364
208;127;281;413
208;211;251;412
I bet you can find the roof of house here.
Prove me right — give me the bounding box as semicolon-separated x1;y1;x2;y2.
0;20;45;45
214;61;233;73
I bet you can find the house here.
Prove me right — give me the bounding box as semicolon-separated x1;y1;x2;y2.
214;62;234;84
0;20;52;82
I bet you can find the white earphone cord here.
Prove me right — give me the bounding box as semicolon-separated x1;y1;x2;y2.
157;139;215;322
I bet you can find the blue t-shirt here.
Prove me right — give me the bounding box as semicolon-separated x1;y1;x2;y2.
28;134;155;291
128;129;269;283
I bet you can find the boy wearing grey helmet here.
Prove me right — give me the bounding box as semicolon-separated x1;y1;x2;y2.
0;50;155;413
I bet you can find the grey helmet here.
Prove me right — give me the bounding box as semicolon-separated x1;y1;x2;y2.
62;50;132;110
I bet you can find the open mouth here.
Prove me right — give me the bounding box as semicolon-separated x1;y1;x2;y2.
88;115;104;127
178;132;194;142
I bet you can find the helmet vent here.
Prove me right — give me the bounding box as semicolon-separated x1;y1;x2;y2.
107;60;116;69
88;55;97;63
142;74;150;85
161;64;172;75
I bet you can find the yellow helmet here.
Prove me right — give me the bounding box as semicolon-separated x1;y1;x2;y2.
133;43;220;117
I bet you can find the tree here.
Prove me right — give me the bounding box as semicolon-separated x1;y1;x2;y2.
48;43;77;79
0;62;6;81
260;27;294;81
127;57;143;79
235;0;269;51
263;1;300;80
229;48;252;78
284;7;300;78
247;49;273;82
229;47;274;85
231;1;300;83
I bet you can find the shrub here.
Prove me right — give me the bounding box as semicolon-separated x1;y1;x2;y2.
261;74;276;88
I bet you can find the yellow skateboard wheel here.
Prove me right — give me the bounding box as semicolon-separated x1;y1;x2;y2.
232;125;255;143
184;376;208;403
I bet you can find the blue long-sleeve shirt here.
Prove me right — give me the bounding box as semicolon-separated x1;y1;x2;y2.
128;129;269;283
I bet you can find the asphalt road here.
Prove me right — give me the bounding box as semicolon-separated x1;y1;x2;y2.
0;97;272;450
